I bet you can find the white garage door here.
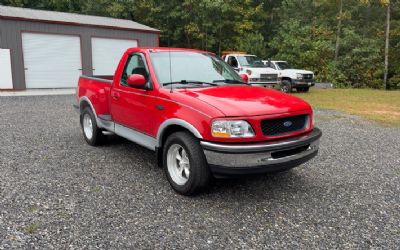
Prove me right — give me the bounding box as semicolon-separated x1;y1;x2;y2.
0;49;13;89
92;37;137;76
22;33;82;88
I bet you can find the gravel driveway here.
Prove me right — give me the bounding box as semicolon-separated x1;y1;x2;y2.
0;95;399;249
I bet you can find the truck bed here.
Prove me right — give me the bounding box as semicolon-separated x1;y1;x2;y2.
76;75;113;116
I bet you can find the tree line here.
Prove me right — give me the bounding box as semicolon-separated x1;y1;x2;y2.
1;0;399;89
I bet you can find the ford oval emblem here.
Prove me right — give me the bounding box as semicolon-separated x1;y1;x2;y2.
283;121;293;127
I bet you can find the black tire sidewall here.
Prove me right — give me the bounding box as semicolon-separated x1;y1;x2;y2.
281;80;292;93
80;107;101;146
162;132;210;195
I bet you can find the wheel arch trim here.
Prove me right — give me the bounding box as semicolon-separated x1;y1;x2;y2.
79;96;97;118
281;77;292;82
157;118;203;147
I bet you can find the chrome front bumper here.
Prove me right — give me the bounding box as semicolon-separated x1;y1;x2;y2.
292;80;315;86
250;83;279;89
201;128;322;176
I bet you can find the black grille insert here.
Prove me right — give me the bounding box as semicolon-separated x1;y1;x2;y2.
271;145;310;159
260;74;278;82
261;115;308;136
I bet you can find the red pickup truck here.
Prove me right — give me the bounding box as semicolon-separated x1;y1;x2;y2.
75;47;321;195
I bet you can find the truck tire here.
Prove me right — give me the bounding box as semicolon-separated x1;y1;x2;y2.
80;107;106;146
297;87;310;93
280;80;292;93
163;131;212;195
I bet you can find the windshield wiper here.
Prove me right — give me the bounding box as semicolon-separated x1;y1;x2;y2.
163;80;218;87
212;79;248;84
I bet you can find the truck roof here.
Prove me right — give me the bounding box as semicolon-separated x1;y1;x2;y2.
221;51;247;56
125;47;215;55
263;60;287;63
224;54;256;57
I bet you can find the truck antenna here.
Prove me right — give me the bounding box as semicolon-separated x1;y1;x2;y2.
167;17;173;93
169;48;173;93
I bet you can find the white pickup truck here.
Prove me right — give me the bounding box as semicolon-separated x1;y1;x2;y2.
222;53;279;88
262;60;315;93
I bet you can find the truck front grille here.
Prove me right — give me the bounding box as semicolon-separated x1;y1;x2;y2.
260;74;278;82
261;114;308;136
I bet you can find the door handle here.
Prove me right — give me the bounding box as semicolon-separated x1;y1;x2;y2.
111;92;120;100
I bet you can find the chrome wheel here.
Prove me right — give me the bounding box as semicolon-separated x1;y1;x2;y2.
83;114;93;140
281;85;289;93
167;144;190;186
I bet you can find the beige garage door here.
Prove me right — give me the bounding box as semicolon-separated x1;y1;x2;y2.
0;48;13;89
22;32;82;88
92;37;137;76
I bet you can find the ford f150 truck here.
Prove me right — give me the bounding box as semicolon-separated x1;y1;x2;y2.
75;47;322;195
222;53;280;88
262;60;315;93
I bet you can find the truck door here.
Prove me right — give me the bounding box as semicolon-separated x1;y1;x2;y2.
110;53;156;137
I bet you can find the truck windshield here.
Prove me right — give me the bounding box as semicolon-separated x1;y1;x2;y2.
276;62;291;70
237;56;266;68
150;51;244;88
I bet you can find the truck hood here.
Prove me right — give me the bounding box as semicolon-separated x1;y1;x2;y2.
178;85;311;117
281;69;313;74
243;67;277;76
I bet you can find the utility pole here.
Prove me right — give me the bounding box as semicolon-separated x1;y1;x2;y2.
335;0;343;61
383;1;391;90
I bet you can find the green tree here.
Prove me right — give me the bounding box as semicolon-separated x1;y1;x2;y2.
269;19;334;82
1;0;399;89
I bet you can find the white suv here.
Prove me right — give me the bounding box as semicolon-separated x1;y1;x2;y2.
262;60;315;93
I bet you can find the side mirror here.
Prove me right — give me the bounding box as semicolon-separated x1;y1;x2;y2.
240;74;249;83
127;74;146;88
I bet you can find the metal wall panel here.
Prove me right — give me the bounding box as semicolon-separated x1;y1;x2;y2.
0;18;158;89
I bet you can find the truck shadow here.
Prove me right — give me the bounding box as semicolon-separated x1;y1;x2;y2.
100;134;316;200
205;170;314;199
114;136;312;198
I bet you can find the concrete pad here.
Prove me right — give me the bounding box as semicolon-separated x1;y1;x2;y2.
0;88;75;96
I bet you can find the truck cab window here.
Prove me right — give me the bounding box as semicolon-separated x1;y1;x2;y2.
268;62;276;70
121;54;149;86
227;56;238;68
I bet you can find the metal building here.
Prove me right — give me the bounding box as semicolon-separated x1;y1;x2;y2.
0;5;159;90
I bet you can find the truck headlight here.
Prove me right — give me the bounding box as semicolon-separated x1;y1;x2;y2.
246;69;252;75
296;73;303;79
211;120;255;138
